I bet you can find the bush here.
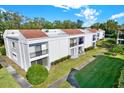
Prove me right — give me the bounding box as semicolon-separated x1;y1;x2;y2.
51;55;70;65
85;47;94;52
0;47;6;55
110;45;124;54
118;67;124;88
26;64;48;85
97;39;116;48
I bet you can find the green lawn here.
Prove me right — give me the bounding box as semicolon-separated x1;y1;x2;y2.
33;48;106;88
0;67;20;88
75;55;124;88
58;81;72;88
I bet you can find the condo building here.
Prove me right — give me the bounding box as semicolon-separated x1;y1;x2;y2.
3;29;105;71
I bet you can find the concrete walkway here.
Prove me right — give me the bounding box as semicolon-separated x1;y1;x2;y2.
48;57;96;88
75;57;95;70
0;57;32;88
6;65;32;88
48;74;69;88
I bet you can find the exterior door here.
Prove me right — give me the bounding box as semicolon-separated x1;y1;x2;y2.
71;48;77;58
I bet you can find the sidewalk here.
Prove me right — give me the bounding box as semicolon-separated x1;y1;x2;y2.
6;65;32;88
0;56;31;88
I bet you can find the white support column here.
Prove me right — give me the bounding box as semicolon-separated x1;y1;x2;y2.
117;31;119;44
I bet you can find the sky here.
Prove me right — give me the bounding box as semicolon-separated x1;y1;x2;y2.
0;5;124;27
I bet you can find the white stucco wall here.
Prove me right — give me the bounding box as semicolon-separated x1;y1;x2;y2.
84;33;94;48
99;30;105;39
48;36;69;63
3;30;30;71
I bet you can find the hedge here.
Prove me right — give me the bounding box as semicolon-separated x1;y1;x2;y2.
51;55;70;65
84;46;94;52
26;64;48;85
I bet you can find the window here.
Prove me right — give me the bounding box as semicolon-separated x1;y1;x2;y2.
70;38;77;47
97;33;99;37
12;53;17;60
71;48;75;56
79;37;84;44
12;42;15;48
41;44;48;55
93;35;96;41
31;57;48;65
78;47;83;54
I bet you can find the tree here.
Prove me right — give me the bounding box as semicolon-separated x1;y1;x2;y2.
26;64;48;85
44;21;53;29
106;20;119;33
76;19;83;28
91;22;101;30
53;20;63;28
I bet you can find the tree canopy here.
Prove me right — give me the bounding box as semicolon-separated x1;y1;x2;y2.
0;10;83;33
91;20;121;34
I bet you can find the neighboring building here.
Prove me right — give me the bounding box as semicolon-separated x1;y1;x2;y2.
117;27;124;44
81;28;105;49
3;29;105;71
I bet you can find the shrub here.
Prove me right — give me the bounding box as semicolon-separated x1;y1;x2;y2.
0;47;6;55
110;45;124;54
51;55;70;65
26;64;48;85
118;67;124;88
85;47;94;52
97;39;116;48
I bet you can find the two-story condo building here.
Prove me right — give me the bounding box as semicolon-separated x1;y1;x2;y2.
117;27;124;44
3;29;105;71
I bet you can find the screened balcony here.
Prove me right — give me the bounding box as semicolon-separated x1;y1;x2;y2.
29;43;48;58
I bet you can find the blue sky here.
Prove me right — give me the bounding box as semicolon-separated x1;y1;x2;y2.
0;5;124;27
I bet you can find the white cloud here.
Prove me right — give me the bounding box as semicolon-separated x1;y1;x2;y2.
53;5;86;10
0;8;6;13
75;13;83;17
75;6;100;27
110;13;124;19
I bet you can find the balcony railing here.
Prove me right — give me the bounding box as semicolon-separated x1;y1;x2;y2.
30;49;48;58
70;43;77;47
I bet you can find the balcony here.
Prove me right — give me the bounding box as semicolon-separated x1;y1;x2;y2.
30;49;48;58
118;34;124;39
70;43;77;47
